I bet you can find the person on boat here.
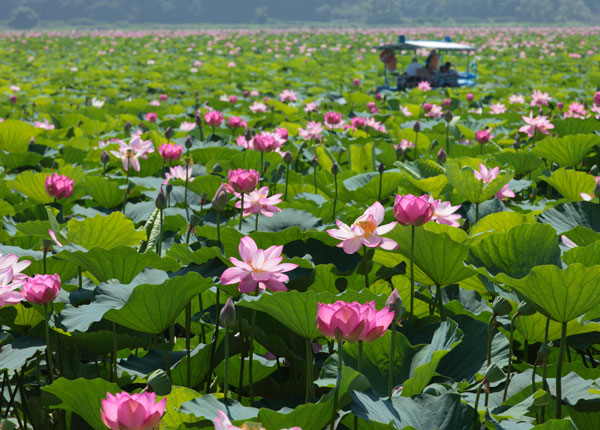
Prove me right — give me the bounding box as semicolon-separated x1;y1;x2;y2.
425;50;439;73
405;57;420;77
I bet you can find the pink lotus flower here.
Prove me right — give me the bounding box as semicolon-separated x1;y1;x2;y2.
327;202;397;254
367;102;379;113
316;301;365;342
424;104;443;118
235;186;282;217
298;121;324;141
220;236;298;293
110;136;154;172
561;235;577;248
158;143;183;161
100;391;166;430
473;163;499;184
509;94;525;105
530;90;550;107
22;274;61;305
495;184;515;201
204;111;224;127
253;131;284;153
163;165;194;185
0;254;31;307
249;102;267;113
417;81;431;91
466;93;475;102
9;95;17;104
179;121;197;131
280;89;297;103
324;111;342;128
352;78;361;87
227;116;247;129
145;112;158;123
594;91;600;106
229;95;238;104
442;98;451;107
489;102;506;114
475;130;491;144
149;100;161;107
393;139;414;153
275;128;288;142
581;177;599;201
365;117;387;133
393;194;434;226
518;112;554;138
159;94;168;101
564;102;587;119
304;102;318;113
358;301;395;342
428;196;462;227
399;105;412;116
227;169;259;194
34;119;55;130
350;117;366;129
45;173;74;200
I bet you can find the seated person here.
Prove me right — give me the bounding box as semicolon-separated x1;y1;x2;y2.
440;62;457;75
405;57;420;77
425;50;439;73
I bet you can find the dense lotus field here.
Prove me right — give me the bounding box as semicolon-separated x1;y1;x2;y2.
2;26;600;430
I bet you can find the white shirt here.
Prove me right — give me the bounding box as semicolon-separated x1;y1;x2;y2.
405;62;420;77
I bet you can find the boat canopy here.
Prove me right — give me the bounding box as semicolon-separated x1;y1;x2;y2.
376;40;476;52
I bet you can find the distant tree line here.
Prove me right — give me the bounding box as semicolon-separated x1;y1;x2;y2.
4;0;600;29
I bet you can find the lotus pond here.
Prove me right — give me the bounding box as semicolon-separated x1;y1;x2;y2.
1;27;600;430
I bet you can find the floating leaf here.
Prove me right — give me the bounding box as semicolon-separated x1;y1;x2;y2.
533;134;599;167
66;212;147;249
541;168;596;202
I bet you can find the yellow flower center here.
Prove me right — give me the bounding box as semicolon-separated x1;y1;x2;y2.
355;219;377;235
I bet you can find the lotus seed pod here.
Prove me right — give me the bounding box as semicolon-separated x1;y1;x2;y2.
492;296;512;316
220;297;237;329
378;162;385;174
538;342;552;359
165;126;173;140
155;187;167;210
444;110;453;123
437;148;447;164
100;150;110;165
185;135;192;149
331;162;339;175
517;300;536;316
413;121;420;132
283;151;293;165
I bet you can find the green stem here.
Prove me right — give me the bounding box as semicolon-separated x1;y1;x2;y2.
332;174;338;222
305;338;312;403
410;225;415;323
330;339;343;430
238;310;246;401
389;323;396;398
436;284;444;320
216;211;221;247
555;322;567;419
446;123;450;156
475;203;479;223
249;309;257;404
540;317;550;422
164;332;172;379
354;340;363;430
122;159;130;213
362;247;369;289
184;163;190;221
224;327;230;403
260;152;264;187
43;249;47;275
314;166;317;194
156;208;163;257
111;322;117;383
238;194;245;231
284;163;290;201
473;380;482;430
255;212;259;232
503;315;517;401
44;304;54;383
206;289;221;391
185;303;191;387
485;314;495;407
78;266;82;289
378;169;383;202
414;132;418;160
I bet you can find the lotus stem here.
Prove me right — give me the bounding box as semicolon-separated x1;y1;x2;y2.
249;309;256;404
259;152;264;187
555;322;567;419
485;313;495;407
436;284;444;320
122;159;130;213
255;212;259;232
224;326;230;403
409;225;416;323
184;161;190;221
354;340;363;430
42;248;47;274
362;247;369;289
216;211;221;246
238;194;245;231
111;322;118;383
238;309;246;401
446;122;450;156
305;338;312;403
473;379;482;430
284;163;290;201
332;173;338;222
164;331;172;379
388;323;396;398
206;289;221;392
44;304;54;383
78;266;82;289
313;166;317;194
414;131;418;160
185;303;191;387
475;203;479;223
540;317;550;422
503;314;517;401
378;169;383;203
156;208;163;257
330;339;343;430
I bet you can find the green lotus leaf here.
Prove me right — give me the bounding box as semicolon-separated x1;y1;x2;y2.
349;142;376;173
541;168;596;201
66;212;147;249
467;223;561;279
11;171;55;204
446;162;513;204
514;312;600;343
471;211;536;236
538;202;600;234
533;134;599;167
496;264;600;323
42;377;120;430
494;151;544;177
0;120;41;153
214;353;277;387
82;176;124;209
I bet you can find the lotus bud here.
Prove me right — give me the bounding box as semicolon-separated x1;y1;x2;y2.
283;151;293;165
517;300;536;316
165;184;173;194
195;112;202;127
594;180;600;199
124;121;131;133
538;343;552;359
378;162;385;174
220;297;237;329
165;126;173;140
100;150;110;165
9;95;17;104
513;135;520;150
395;146;403;159
385;288;403;321
42;238;54;253
484;363;506;383
155;187;167;210
311;156;319;167
437;148;447;164
185;135;192;149
147;369;172;396
589;165;599;176
413;121;420;133
492;296;512;316
331;162;339;176
212;183;228;211
430;139;439;151
29;137;35;147
444;110;453;123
